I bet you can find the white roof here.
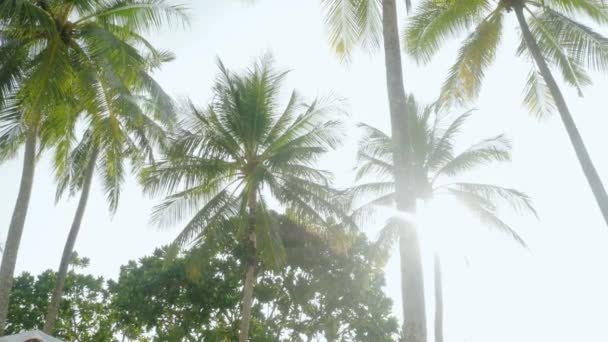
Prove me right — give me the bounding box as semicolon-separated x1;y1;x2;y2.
0;330;64;342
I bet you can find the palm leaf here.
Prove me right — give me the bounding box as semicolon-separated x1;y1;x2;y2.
432;134;511;179
449;188;527;246
523;66;556;118
438;9;503;107
406;0;491;63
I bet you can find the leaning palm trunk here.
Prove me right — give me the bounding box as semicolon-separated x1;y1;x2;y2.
43;148;98;334
514;4;608;226
0;128;37;333
382;0;427;340
434;253;444;342
239;192;257;342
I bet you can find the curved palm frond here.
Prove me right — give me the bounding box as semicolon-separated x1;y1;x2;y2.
519;8;591;95
405;0;491;63
432;134;511;179
321;0;382;60
426;110;473;170
543;0;608;24
438;9;503;107
448;182;538;217
448;188;527;246
523;65;557;118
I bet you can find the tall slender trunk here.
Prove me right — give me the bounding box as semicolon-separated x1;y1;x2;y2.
434;253;444;342
0;127;38;333
239;191;257;342
514;4;608;226
43;148;98;334
382;0;426;341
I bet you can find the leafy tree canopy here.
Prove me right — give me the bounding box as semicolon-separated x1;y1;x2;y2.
111;216;399;341
6;219;398;341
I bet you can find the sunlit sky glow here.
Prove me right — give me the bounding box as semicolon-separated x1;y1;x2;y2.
2;1;608;341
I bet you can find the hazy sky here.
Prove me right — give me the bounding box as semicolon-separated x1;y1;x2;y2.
2;1;608;341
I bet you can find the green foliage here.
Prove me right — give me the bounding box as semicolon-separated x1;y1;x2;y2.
110;216;399;341
406;0;608;115
0;0;187;163
321;0;383;59
141;57;349;266
6;256;116;341
5;225;398;341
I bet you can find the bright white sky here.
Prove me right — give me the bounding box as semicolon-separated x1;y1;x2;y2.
2;1;608;341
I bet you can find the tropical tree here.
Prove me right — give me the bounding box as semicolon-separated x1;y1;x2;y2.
6;254;116;342
350;95;536;342
0;0;187;331
43;50;177;334
406;0;608;226
140;57;347;342
111;215;399;342
321;1;426;339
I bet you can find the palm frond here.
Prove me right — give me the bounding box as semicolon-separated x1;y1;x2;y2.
169;189;242;248
449;182;537;217
255;198;287;269
372;216;401;265
531;7;608;73
80;0;189;32
426;110;473;170
432;134;511;179
449;188;527;246
544;0;608;24
321;0;382;60
405;0;491;63
520;8;592;95
523;66;556;118
438;9;503;107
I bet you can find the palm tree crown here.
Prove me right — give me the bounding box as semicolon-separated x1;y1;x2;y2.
142;58;346;250
351;95;536;245
406;0;608;115
0;0;186;146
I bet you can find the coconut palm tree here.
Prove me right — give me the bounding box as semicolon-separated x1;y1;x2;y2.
43;51;176;334
0;0;186;331
350;95;536;342
321;1;426;338
140;57;348;342
406;0;608;226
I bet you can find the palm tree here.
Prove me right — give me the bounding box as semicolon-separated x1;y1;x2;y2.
406;0;608;226
0;0;187;331
43;51;176;334
140;57;348;342
321;1;426;338
350;95;536;342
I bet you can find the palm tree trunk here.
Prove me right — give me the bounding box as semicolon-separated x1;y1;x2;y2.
239;191;257;342
0;127;37;333
434;253;444;342
514;4;608;226
382;1;427;341
43;148;98;334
